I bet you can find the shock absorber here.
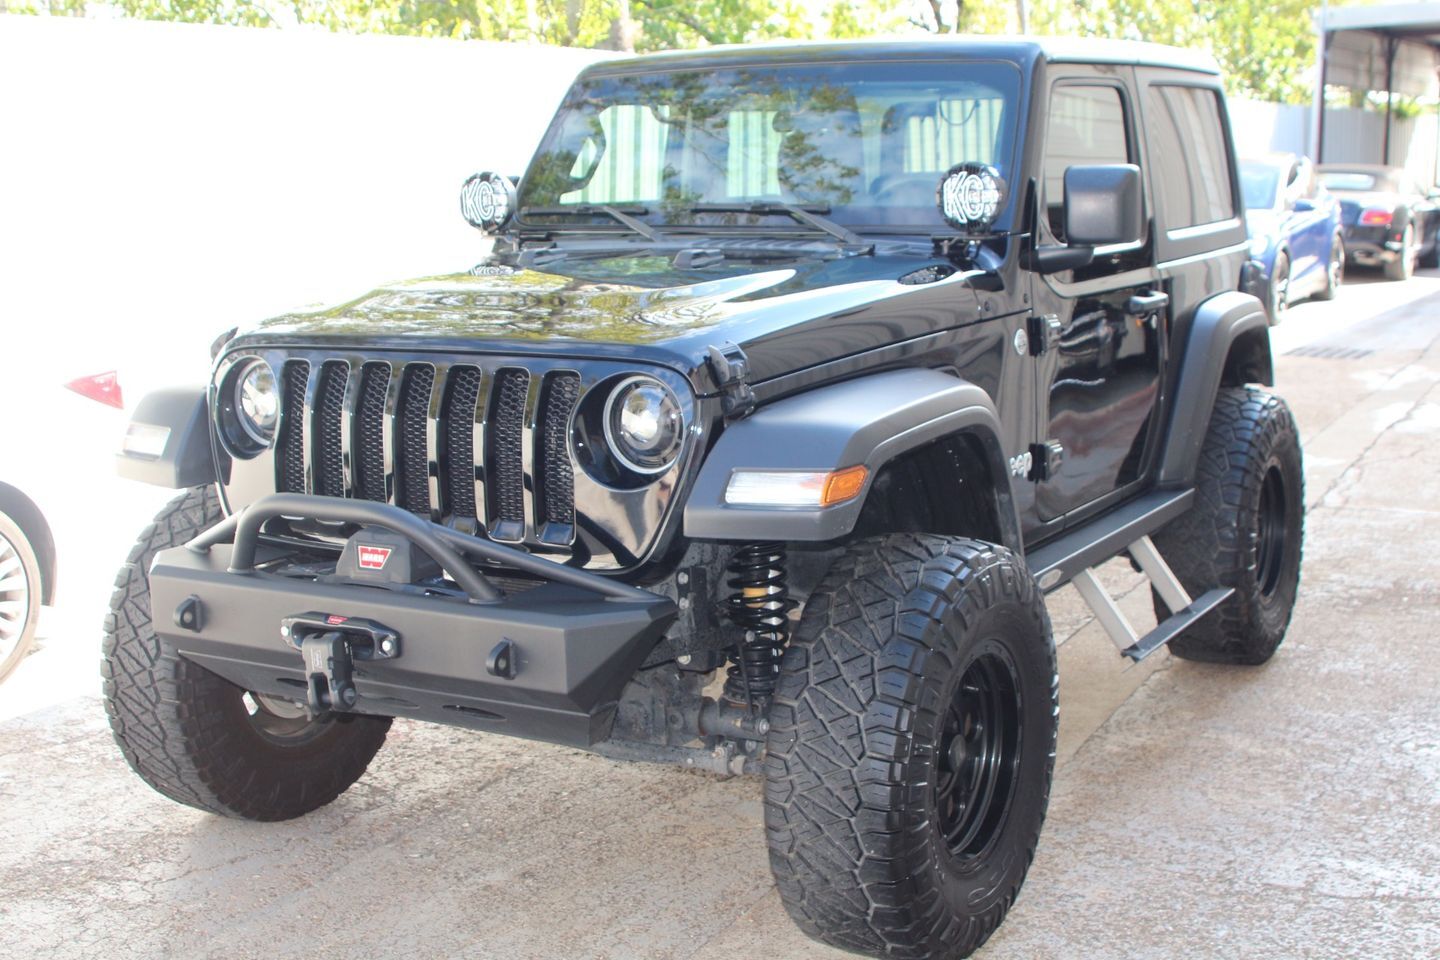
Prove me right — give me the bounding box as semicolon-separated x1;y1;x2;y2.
722;542;797;708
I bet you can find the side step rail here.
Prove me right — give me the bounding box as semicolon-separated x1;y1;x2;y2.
1067;535;1232;661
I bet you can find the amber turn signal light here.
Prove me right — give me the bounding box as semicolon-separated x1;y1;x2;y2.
821;465;868;506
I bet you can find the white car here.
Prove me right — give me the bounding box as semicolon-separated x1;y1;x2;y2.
0;369;161;685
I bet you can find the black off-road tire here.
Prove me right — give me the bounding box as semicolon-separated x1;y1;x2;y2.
765;534;1057;960
102;486;391;820
1153;387;1304;665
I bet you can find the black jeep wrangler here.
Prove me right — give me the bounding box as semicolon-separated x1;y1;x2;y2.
107;38;1302;959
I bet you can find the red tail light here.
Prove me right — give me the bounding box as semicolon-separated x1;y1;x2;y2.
66;370;124;409
1360;208;1393;226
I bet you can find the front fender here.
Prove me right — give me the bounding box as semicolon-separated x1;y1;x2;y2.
116;387;218;490
1157;290;1272;487
683;368;1021;548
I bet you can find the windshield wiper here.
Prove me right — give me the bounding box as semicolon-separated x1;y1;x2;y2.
520;204;663;241
686;202;868;248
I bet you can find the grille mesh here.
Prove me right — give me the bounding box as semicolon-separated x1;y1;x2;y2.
396;364;434;516
537;372;580;527
314;361;348;497
269;358;584;545
277;361;310;494
443;366;482;521
488;369;530;525
354;363;390;502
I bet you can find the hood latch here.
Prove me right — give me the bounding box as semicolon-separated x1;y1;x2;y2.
706;343;756;421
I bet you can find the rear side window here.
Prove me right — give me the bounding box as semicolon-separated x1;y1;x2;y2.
1146;85;1235;229
1042;85;1129;241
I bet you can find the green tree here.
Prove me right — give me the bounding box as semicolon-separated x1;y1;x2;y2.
1028;0;1318;104
13;0;1330;105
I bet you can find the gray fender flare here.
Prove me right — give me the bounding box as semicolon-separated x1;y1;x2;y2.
115;387;218;490
683;368;1022;549
1157;290;1273;486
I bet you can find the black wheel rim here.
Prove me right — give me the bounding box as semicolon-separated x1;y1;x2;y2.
1255;465;1288;598
933;647;1023;865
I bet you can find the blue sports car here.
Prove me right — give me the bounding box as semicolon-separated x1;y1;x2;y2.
1240;155;1345;323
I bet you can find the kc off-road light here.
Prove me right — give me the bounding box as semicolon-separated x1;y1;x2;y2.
603;375;684;474
724;465;868;508
230;358;279;450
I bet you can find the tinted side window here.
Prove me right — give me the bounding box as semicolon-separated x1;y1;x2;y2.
1043;85;1129;241
1146;85;1235;229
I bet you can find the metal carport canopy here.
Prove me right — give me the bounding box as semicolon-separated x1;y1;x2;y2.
1313;3;1440;163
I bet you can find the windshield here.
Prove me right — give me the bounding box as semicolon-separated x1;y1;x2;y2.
518;59;1022;233
1319;170;1397;193
1240;164;1280;211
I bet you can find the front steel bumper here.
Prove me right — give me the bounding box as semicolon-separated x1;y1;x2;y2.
148;494;677;748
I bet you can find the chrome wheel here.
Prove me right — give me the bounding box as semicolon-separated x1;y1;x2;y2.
1269;254;1290;322
0;522;38;681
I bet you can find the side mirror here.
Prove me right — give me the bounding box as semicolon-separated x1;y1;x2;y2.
1063;164;1143;246
1293;197;1316;213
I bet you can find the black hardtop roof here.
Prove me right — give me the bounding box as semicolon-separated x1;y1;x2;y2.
582;35;1222;77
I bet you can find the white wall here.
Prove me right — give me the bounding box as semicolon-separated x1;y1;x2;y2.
1230;95;1440;186
0;18;612;694
0;16;612;383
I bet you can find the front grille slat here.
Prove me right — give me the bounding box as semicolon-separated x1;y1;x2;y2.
271;356;584;554
313;361;348;498
443;366;483;523
487;368;529;540
395;364;435;517
277;360;310;494
535;371;580;542
353;362;391;502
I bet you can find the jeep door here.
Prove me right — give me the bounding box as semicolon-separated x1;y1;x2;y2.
1028;72;1167;524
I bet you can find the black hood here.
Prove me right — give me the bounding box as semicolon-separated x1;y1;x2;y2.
230;251;985;390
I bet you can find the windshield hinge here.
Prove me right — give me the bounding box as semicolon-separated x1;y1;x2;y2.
706;343;757;421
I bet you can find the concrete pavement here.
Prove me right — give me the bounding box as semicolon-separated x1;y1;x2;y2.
2;272;1438;959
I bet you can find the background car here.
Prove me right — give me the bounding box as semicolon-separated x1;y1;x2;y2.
0;480;52;684
0;370;163;687
1318;163;1440;281
1240;154;1344;322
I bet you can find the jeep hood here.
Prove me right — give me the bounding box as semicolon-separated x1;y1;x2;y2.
233;254;984;386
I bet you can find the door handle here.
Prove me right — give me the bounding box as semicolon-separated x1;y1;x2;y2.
1126;291;1169;316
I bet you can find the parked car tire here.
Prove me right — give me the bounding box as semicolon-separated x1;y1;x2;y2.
765;533;1057;960
1153;386;1304;664
1316;234;1343;300
102;485;391;820
0;509;43;684
1420;231;1440;270
1384;224;1415;281
1267;251;1290;323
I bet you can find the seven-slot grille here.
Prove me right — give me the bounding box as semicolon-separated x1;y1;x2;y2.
274;359;582;545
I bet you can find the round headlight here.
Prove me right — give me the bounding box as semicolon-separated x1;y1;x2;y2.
233;359;278;447
603;376;683;475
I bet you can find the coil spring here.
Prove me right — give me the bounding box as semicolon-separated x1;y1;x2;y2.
722;542;798;706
